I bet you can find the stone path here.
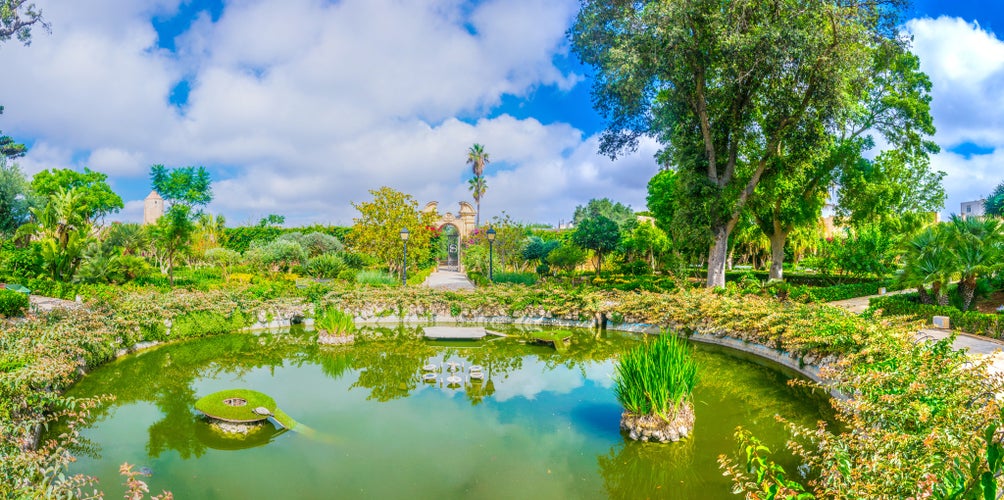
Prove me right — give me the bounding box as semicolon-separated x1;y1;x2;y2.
827;291;1004;375
421;268;475;290
29;295;82;313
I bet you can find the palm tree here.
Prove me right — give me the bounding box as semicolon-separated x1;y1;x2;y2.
898;226;951;305
945;215;1003;311
466;143;490;178
466;144;490;226
468;176;487;226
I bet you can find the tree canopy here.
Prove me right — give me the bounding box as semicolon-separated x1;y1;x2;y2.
30;167;124;223
150;164;213;207
0;0;48;45
986;180;1004;217
349;187;436;273
573;198;635;231
571;0;905;287
0;106;26;159
571;214;620;272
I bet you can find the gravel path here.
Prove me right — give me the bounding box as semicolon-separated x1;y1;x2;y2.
421;268;475;290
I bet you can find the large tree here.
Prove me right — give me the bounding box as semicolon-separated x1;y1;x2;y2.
349;187;436;273
751;41;942;280
571;0;902;287
30;167;124;224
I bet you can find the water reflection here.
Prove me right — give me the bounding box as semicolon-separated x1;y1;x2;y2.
59;325;832;499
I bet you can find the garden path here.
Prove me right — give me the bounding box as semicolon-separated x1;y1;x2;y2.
421;268;475;290
827;293;1004;375
29;295;82;313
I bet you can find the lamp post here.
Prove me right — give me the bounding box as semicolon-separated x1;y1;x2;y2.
400;227;409;286
486;227;496;283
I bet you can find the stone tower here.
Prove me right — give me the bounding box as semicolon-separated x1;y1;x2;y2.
143;191;164;225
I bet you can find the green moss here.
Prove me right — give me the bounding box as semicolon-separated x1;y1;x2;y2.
194;389;276;423
271;408;297;430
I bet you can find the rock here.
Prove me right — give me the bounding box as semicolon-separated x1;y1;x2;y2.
620;403;695;443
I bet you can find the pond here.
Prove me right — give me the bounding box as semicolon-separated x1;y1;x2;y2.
60;326;831;499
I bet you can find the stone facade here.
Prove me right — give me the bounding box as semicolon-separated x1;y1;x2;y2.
143;190;164;225
422;201;477;238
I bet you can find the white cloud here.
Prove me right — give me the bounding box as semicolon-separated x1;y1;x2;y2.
0;0;654;227
906;16;1004;212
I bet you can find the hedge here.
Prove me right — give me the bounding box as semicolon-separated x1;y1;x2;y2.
868;294;1004;339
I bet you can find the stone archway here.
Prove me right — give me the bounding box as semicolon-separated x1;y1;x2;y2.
423;202;478;271
422;201;477;239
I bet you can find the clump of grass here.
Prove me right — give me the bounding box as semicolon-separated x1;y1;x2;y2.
614;333;698;421
194;389;276;422
315;306;355;336
355;269;398;286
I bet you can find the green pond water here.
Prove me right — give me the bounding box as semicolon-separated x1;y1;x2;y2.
61;326;831;499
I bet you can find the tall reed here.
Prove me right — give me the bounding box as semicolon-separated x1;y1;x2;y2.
614;333;698;421
315;306;355;336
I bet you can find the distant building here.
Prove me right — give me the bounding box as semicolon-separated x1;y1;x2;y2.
960;199;986;220
143;191;164;225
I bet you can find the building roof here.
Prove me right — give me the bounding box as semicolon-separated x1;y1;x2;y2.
145;190;162;200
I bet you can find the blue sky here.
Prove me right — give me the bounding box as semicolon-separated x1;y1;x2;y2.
0;0;1002;226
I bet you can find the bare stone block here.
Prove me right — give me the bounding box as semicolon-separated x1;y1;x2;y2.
933;316;950;329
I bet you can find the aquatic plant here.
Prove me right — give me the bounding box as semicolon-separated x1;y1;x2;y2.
614;333;697;421
314;306;354;337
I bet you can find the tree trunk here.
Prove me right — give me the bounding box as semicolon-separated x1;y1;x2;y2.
727;248;734;271
768;229;788;281
706;226;729;288
168;249;175;286
932;281;949;306
917;285;932;305
961;276;977;311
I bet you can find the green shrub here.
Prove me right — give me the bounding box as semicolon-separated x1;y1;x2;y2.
869;294;1004;339
614;333;697;419
169;310;249;340
337;269;357;282
466;271;490;287
493;272;538;286
308;254;346;279
355;269;398;286
340;252;368;269
0;289;29;317
22;277;78;300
